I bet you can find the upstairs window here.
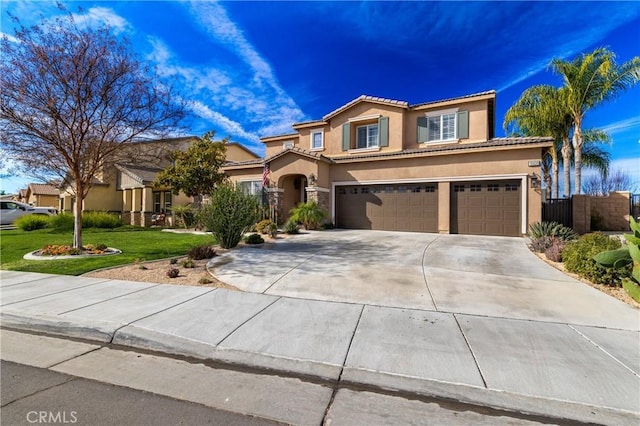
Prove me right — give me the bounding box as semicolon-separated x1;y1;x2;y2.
311;130;323;150
356;124;379;149
418;110;468;143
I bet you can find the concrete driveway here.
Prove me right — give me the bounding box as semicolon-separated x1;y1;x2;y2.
210;230;639;330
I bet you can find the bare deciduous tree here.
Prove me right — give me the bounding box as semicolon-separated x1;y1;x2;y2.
583;169;639;196
0;7;185;247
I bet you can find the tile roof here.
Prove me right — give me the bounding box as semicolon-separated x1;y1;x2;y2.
410;90;496;108
322;95;409;121
265;146;333;164
331;137;553;162
27;183;59;196
115;164;164;184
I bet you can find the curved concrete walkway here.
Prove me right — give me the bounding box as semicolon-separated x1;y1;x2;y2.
209;229;639;330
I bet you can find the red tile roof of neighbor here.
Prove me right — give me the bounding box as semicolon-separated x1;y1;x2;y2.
27;183;59;196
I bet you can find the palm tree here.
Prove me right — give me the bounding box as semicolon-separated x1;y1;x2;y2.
504;85;572;198
551;48;640;194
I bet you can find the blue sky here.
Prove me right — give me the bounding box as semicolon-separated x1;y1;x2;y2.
1;1;639;194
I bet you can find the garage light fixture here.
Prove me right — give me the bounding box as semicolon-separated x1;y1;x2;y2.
530;173;539;189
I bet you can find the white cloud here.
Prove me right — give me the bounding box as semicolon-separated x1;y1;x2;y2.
0;31;19;44
72;7;130;34
188;100;260;146
601;117;640;135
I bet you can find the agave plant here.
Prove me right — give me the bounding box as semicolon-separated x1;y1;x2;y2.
528;221;577;241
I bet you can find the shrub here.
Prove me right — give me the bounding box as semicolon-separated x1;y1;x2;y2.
563;233;631;286
83;211;122;228
171;204;197;229
544;238;565;262
256;219;277;234
528;221;577;241
48;213;74;231
169;258;178;265
244;233;264;244
198;277;213;285
187;245;216;260
529;236;555;253
198;184;260;249
321;222;335;230
283;219;299;234
289;201;327;230
15;214;50;231
166;268;179;278
181;258;195;268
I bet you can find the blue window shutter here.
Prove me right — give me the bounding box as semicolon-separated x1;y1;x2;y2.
342;123;351;151
456;111;469;139
378;116;389;147
417;116;428;143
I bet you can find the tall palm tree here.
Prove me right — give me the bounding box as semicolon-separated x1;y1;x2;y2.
551;48;640;194
504;85;572;198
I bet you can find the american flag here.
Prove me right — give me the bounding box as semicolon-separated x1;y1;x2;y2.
262;163;270;188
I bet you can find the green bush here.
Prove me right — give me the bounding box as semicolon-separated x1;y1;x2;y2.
83;211;122;228
283;219;299;234
48;212;75;231
244;233;265;244
181;258;195;268
198;184;260;249
256;219;277;235
289;201;327;230
15;214;50;231
187;245;216;260
563;233;631;286
171;204;197;229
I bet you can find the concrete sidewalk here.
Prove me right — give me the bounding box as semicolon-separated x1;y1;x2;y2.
1;270;638;425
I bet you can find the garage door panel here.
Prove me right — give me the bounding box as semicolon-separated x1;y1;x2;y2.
451;181;521;237
336;184;437;232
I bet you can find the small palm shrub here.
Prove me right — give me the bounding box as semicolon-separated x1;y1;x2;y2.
83;211;122;228
563;233;631;286
187;245;216;260
171;204;197;229
289;201;327;230
244;233;265;244
48;213;75;231
15;214;50;231
198;184;260;249
283;219;299;234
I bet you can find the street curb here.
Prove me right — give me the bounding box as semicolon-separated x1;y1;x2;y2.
2;314;638;426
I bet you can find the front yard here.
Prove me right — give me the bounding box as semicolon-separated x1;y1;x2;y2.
0;228;213;276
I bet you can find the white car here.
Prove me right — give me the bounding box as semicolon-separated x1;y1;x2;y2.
0;201;57;225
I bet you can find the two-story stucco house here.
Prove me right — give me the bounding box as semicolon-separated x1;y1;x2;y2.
224;90;552;237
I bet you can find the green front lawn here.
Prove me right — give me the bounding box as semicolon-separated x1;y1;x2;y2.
0;228;213;275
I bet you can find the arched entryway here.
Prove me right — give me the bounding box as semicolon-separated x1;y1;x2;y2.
279;174;307;221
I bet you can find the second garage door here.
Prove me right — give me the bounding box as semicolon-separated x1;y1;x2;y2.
336;183;438;232
450;180;521;237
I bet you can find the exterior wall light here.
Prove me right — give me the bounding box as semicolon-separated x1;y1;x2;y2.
530;173;539;189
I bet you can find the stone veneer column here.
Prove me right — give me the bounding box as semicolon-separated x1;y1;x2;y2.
267;187;284;224
305;186;331;223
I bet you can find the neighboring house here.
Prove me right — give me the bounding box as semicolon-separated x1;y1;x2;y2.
224;90;552;237
59;137;259;227
25;183;60;208
15;189;27;203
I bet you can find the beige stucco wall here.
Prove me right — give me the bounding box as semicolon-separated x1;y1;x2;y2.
27;194;59;208
403;99;490;148
263;136;299;158
324;103;406;157
226;144;259;162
